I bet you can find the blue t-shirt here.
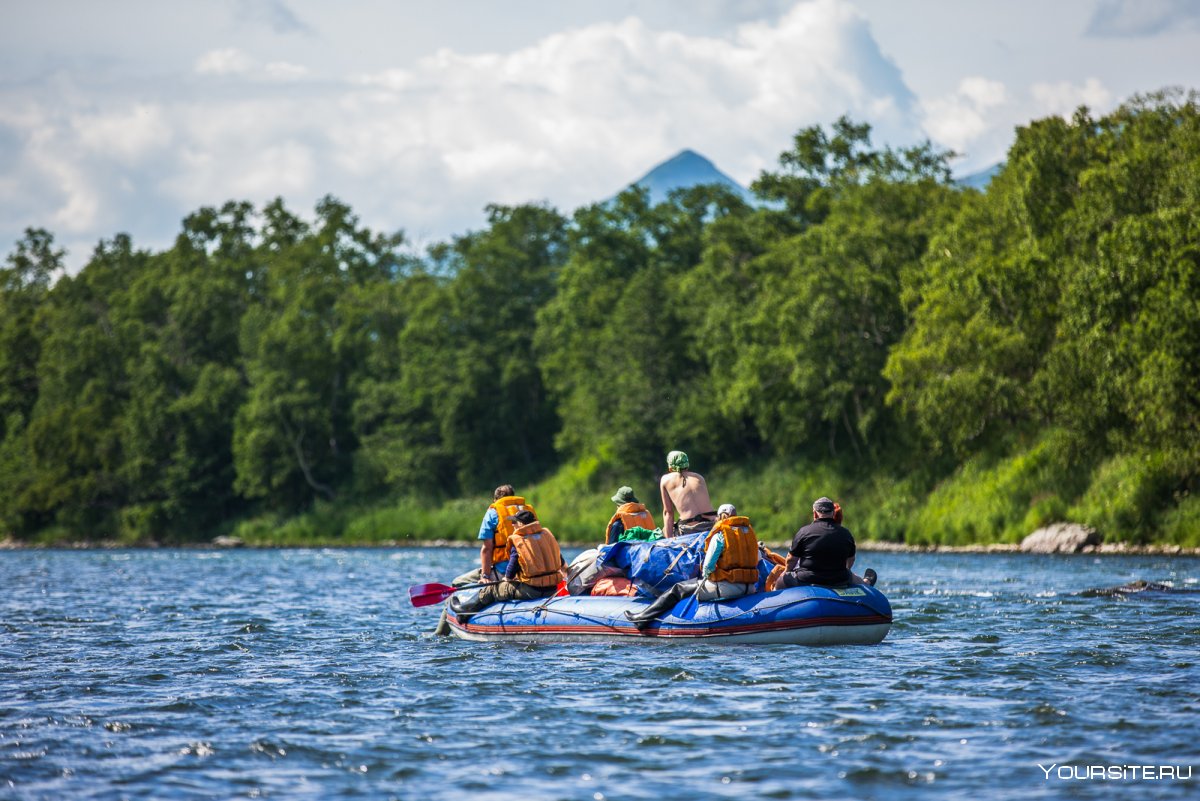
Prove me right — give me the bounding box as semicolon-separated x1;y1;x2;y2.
477;507;509;575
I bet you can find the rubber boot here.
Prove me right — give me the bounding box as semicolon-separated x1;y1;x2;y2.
434;605;452;636
434;568;489;635
448;593;475;624
623;580;696;629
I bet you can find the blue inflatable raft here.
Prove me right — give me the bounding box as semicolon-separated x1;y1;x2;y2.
447;584;892;645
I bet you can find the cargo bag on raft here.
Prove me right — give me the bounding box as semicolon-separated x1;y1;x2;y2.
566;548;626;595
590;577;639;596
617;526;663;543
595;531;777;597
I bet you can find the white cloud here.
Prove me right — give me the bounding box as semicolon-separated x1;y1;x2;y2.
1031;78;1113;118
4;0;926;267
265;61;308;81
234;141;315;197
30;139;100;234
74;104;172;164
0;103;100;234
235;0;312;36
158;100;320;208
1086;0;1200;37
354;69;412;91
959;77;1007;108
43;157;100;234
341;0;918;211
920;77;1008;155
195;48;254;75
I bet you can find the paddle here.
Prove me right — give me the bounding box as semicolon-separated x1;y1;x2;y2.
409;581;490;608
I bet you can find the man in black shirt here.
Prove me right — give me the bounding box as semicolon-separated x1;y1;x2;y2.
776;497;873;588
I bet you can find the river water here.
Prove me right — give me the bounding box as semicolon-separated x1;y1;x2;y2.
1;547;1197;800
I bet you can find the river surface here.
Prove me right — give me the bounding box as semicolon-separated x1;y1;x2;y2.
2;547;1198;800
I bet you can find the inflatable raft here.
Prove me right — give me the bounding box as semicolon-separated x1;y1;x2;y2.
446;584;892;645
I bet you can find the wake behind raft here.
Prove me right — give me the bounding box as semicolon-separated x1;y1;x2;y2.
442;532;892;645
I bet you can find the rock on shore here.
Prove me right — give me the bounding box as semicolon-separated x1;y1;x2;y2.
1020;523;1100;554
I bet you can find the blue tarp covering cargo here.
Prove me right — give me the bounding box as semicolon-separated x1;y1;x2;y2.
596;531;776;596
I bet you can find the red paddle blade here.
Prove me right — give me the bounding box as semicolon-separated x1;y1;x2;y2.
409;582;455;607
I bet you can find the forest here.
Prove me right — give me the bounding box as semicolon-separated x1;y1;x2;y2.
1;89;1197;547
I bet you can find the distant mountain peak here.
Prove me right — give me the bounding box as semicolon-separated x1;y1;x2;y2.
623;149;753;206
954;162;1003;190
652;148;714;169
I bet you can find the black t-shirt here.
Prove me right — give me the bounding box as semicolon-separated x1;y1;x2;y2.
788;518;856;586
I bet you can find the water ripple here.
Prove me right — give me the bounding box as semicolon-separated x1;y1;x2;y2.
1;548;1197;800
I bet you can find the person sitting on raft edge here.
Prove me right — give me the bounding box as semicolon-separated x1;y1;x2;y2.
434;484;535;636
659;450;717;537
624;502;760;629
775;497;877;589
450;510;567;620
606;485;657;545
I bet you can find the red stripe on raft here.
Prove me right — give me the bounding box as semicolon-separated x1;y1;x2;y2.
451;613;893;638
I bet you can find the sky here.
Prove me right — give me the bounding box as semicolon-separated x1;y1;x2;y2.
3;0;1200;270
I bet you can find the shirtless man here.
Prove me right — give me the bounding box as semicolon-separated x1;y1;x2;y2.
659;450;717;537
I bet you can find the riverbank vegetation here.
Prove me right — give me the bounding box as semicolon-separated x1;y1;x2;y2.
2;89;1197;548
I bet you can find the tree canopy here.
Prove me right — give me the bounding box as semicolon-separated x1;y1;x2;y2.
2;91;1197;544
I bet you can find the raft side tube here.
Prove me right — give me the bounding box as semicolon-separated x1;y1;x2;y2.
446;584;892;645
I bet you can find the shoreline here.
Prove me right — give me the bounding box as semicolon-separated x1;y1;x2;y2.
3;537;1199;556
855;540;1200;556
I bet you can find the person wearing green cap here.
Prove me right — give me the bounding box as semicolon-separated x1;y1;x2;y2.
659;450;717;537
605;486;657;544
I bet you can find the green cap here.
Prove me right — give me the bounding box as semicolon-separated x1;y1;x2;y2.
611;486;638;504
666;450;689;471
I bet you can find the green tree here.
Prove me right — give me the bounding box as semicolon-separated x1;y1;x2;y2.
687;120;957;459
16;235;144;536
535;186;745;472
117;203;258;538
0;229;58;437
884;111;1095;454
0;229;62;535
1043;91;1200;457
350;270;451;494
370;203;567;494
233;197;403;509
752;115;951;235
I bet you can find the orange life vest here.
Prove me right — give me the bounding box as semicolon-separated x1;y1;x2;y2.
606;502;656;538
489;495;536;564
509;521;564;588
761;545;788;591
761;544;787;567
704;516;760;585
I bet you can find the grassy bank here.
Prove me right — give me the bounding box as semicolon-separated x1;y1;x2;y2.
219;434;1198;550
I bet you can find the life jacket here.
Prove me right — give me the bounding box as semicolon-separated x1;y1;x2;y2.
606;502;656;538
509;520;564;588
760;544;788;568
761;545;788;592
704;516;760;584
489;495;536;564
